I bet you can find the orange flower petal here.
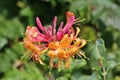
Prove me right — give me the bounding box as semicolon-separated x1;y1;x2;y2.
60;34;69;48
66;34;74;46
66;11;75;22
65;59;69;69
48;42;59;50
73;38;81;46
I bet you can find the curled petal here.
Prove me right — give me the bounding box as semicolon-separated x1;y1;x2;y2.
33;53;45;65
75;27;80;37
79;39;87;48
38;58;46;65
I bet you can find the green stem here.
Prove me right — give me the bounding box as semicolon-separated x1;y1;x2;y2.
99;60;107;80
102;66;107;80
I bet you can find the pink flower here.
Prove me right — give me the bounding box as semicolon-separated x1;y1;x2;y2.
23;11;87;69
23;11;76;65
36;11;75;41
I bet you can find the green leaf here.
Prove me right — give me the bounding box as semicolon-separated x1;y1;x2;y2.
80;26;96;41
90;44;102;60
90;38;106;60
78;75;91;80
0;16;24;39
117;35;120;47
2;63;46;80
70;59;86;69
91;72;102;80
102;31;114;48
70;0;90;13
56;77;68;80
107;60;117;69
96;38;106;56
0;36;8;50
20;6;33;16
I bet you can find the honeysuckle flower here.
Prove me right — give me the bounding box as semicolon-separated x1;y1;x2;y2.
23;11;75;64
23;11;87;69
48;27;87;68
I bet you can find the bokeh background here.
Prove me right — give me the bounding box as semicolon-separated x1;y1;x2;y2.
0;0;120;80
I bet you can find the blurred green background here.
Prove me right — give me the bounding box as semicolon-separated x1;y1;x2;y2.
0;0;120;80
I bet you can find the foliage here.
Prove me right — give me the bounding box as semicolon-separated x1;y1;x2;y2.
0;0;120;80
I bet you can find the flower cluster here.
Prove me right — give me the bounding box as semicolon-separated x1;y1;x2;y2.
23;11;87;68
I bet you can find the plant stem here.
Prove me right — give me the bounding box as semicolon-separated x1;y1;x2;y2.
102;67;107;80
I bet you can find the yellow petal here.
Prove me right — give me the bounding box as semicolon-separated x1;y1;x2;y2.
48;50;56;58
38;48;48;54
60;34;69;48
58;49;66;59
66;34;74;46
79;39;87;48
39;58;46;65
69;47;78;56
73;38;81;46
75;27;80;37
48;42;59;49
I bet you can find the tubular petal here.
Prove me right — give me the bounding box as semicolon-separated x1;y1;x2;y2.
66;11;75;22
52;16;57;36
36;17;44;32
63;16;75;33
